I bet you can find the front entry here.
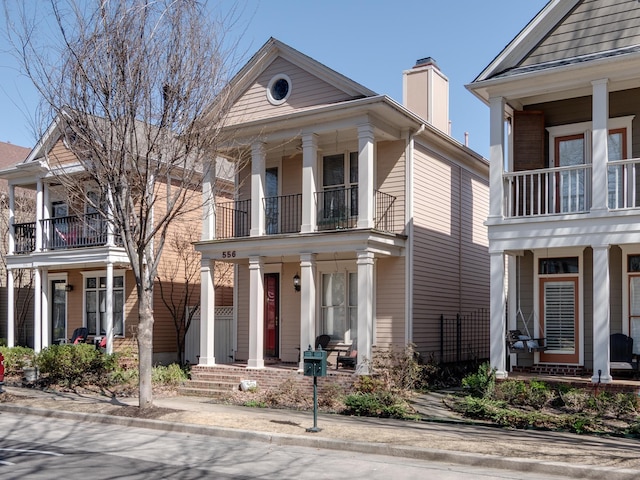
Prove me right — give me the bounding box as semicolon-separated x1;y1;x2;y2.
264;273;279;358
51;279;67;344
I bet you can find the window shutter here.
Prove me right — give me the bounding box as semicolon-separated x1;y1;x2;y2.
544;281;575;353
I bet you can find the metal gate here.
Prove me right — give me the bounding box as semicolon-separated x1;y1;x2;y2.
184;306;234;365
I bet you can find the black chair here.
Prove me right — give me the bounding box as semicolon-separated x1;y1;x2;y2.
70;327;89;344
314;335;330;350
336;345;357;370
610;333;636;372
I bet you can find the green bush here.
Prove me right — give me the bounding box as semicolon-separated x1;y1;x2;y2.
0;346;36;375
461;362;496;398
342;391;416;419
151;364;187;386
35;344;116;388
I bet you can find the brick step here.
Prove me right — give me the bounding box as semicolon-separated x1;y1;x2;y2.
184;379;239;390
177;386;229;398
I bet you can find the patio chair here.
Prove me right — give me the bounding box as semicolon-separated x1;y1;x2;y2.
610;333;636;372
336;345;357;370
70;327;89;344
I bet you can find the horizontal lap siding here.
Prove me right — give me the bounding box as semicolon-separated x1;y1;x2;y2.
227;57;355;125
411;144;489;357
375;257;406;347
376;140;406;233
281;154;302;197
235;265;249;361
523;0;640;66
280;262;300;363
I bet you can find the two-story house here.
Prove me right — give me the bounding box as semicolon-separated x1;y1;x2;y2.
468;0;640;383
0;118;233;364
194;39;490;373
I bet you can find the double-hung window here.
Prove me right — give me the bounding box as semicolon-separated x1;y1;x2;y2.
320;152;358;228
85;274;124;336
321;271;357;343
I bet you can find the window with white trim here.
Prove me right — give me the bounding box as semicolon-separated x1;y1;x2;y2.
320;271;357;343
85;274;124;336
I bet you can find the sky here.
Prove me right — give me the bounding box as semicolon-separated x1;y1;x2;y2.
0;0;549;158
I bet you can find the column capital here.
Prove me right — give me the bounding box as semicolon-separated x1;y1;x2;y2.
356;250;375;264
357;122;375;140
301;133;318;148
591;78;609;87
300;253;317;265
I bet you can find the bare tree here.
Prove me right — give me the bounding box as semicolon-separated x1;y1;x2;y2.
5;0;240;407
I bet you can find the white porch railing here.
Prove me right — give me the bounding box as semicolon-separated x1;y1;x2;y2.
504;164;592;217
607;158;640;210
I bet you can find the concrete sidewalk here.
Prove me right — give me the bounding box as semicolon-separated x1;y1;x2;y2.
1;385;639;479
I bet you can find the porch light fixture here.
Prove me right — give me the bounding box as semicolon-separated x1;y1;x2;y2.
65;284;73;292
293;273;301;292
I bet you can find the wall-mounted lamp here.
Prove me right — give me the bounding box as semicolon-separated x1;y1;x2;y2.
65;284;73;292
293;273;300;292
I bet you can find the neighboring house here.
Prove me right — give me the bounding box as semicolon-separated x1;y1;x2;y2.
194;38;489;373
467;0;640;383
0;121;233;362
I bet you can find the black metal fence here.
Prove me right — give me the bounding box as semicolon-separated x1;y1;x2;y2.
263;193;302;234
440;308;489;364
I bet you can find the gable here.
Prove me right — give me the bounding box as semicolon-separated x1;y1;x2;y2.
225;56;359;126
521;0;640;68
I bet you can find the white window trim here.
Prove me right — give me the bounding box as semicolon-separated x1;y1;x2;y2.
81;269;126;337
266;73;292;106
533;248;584;365
620;246;640;338
317;260;358;344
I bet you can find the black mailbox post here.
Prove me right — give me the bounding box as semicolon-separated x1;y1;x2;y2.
303;346;327;432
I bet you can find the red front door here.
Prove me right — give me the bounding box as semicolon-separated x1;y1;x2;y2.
264;273;279;358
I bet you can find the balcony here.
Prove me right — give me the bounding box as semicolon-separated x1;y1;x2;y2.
503;158;640;218
12;213;120;254
214;188;397;239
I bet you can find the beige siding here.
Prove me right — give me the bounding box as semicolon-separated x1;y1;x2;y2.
375;257;406;347
610;246;623;334
227;57;355;125
411;143;489;357
280;262;301;362
522;0;640;67
376;140;406;233
236;263;249;361
281;154;302;196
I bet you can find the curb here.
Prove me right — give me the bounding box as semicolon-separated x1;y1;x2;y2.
1;403;638;480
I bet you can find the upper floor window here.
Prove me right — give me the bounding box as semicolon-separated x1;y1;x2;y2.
321;152;358;222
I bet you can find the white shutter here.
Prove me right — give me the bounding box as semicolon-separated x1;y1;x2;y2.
544;281;575;353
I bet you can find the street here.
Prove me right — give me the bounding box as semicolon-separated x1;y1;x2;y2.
0;412;568;480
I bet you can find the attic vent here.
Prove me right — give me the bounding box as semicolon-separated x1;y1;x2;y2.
267;73;292;106
414;57;438;69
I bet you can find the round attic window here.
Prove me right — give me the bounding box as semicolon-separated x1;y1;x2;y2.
267;74;292;105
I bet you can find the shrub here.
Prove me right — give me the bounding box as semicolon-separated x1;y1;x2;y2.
151;364;187;386
0;346;36;375
371;344;427;391
35;344;116;388
461;362;496;398
342;391;417;419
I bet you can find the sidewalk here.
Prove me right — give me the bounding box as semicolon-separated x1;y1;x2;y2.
1;385;640;479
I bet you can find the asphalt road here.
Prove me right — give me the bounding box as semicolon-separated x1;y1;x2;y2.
0;412;569;480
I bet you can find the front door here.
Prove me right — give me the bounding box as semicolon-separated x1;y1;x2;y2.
540;276;580;364
264;273;279;358
51;280;67;344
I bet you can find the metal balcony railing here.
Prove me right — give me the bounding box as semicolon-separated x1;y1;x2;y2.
316;187;358;231
263;193;302;235
215;199;251;239
14;222;36;254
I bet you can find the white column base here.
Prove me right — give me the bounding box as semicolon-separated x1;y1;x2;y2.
247;360;265;369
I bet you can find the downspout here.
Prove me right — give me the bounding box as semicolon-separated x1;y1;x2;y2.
405;123;426;345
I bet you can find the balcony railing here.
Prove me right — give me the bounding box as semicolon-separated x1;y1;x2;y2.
607;158;640;210
216;199;251;239
13;213;119;253
263;193;302;235
504;164;592;217
375;190;396;232
316;187;358;231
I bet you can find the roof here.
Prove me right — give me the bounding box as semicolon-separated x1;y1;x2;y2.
0;141;32;170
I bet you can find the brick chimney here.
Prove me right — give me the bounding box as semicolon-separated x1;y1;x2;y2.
402;57;449;134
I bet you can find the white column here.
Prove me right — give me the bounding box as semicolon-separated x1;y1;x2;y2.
33;268;42;352
7;269;14;347
488;97;505;219
8;185;14;254
301;134;318;233
199;258;216;366
299;253;316;370
250;142;266;237
105;262;114;354
106;187;115;247
202;159;216;240
592;245;612;383
41;270;49;348
356;250;375;374
248;256;265;369
35;179;43;252
592;79;609;212
357;124;375;229
490;250;507;378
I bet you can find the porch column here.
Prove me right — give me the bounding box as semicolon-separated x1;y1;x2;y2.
41;270;49;348
356;250;375;374
250;142;266;237
34;268;42;352
357;124;375;229
202;159;216;241
591;79;609;212
8;184;14;254
299;253;317;371
301;134;318;233
105;262;114;354
199;258;216;366
488;97;505;220
248;256;265;369
106;187;115;246
7;269;14;347
490;250;507;378
35;179;43;252
592;245;612;383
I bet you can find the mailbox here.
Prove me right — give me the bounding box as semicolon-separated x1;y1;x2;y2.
303;348;327;377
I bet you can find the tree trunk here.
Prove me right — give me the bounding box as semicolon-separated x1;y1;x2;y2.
137;290;154;409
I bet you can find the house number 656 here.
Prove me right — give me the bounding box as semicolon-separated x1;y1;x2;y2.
222;250;236;259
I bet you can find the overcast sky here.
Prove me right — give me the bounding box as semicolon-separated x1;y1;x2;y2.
0;0;549;158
